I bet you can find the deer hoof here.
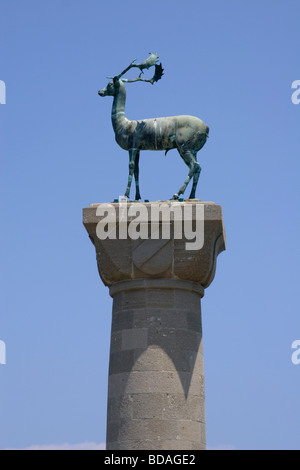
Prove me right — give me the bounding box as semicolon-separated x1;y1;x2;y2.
171;194;179;200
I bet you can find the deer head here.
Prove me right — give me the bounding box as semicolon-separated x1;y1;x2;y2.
98;77;120;97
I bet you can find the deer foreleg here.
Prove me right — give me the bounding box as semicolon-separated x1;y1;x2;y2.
134;151;141;201
125;148;138;199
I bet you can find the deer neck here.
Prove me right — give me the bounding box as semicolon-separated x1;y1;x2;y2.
111;81;128;134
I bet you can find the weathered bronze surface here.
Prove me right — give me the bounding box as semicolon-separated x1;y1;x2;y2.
98;54;209;201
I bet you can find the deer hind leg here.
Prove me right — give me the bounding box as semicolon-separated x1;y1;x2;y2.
189;154;201;199
125;148;138;199
134;151;141;201
172;149;198;200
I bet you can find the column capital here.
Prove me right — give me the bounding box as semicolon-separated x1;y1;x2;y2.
83;200;225;289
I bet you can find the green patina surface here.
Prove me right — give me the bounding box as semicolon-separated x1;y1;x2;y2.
98;54;209;201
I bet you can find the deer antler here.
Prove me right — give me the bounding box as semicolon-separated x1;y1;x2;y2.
113;59;139;80
136;52;159;72
108;53;164;84
122;63;164;85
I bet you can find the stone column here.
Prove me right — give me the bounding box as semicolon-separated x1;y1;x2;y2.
83;201;225;450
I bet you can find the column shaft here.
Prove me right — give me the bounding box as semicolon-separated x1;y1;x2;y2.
106;279;205;450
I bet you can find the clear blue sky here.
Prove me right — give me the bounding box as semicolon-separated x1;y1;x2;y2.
0;0;299;450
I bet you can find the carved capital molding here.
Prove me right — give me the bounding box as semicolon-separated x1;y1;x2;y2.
83;201;225;289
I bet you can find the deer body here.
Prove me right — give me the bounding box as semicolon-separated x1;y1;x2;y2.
99;62;209;200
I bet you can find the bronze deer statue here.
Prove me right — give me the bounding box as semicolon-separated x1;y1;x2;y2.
98;54;209;200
